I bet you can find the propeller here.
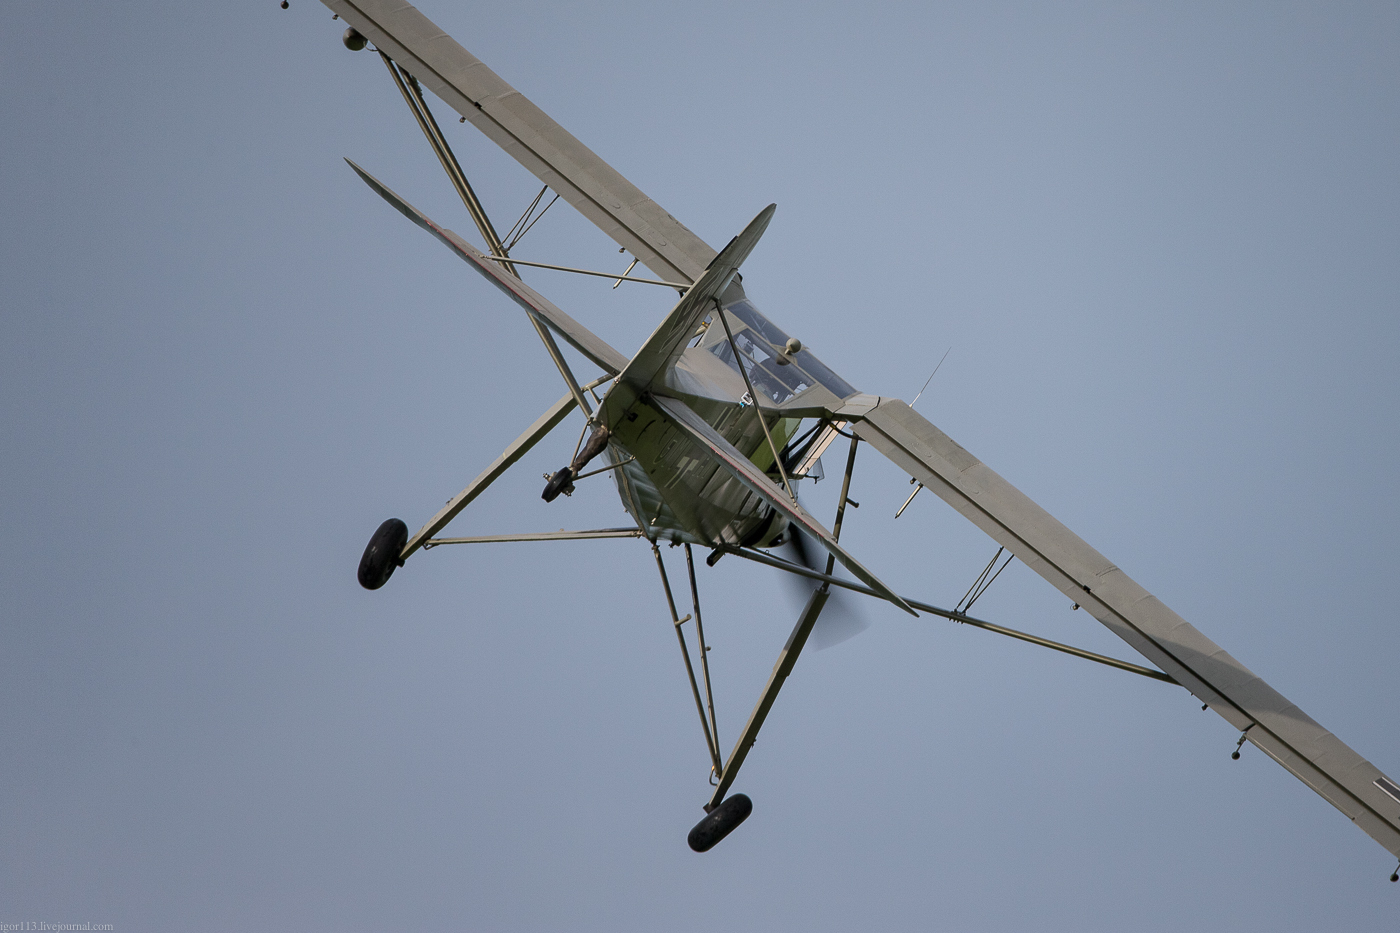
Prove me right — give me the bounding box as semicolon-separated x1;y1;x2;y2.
781;527;869;650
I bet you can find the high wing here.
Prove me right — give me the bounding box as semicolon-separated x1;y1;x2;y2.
322;0;716;285
847;397;1400;859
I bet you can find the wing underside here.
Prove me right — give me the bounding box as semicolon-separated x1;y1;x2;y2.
850;397;1400;858
322;0;716;285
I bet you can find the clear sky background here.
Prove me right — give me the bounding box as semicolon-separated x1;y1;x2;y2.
3;1;1398;930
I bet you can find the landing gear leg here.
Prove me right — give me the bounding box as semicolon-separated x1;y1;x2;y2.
687;436;858;851
706;585;831;805
652;545;723;776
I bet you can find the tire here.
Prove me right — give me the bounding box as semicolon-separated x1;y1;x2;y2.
358;518;408;590
687;793;753;852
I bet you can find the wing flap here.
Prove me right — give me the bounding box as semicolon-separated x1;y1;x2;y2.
323;0;715;284
853;397;1400;857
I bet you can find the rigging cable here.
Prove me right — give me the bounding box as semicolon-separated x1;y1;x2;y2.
956;546;1015;615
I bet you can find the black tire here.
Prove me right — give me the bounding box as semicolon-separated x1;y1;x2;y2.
687;793;753;852
541;467;574;503
358;518;408;590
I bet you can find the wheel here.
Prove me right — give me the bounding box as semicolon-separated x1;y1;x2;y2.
541;467;574;502
687;793;752;852
358;518;408;590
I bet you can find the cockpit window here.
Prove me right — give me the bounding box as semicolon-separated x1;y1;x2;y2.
710;331;811;403
708;299;858;402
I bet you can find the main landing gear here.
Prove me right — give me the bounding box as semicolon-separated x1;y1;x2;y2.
687;794;753;852
542;425;610;502
358;518;407;590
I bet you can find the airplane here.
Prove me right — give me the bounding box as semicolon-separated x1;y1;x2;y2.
307;0;1400;866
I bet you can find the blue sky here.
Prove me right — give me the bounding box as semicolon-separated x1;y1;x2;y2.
3;2;1398;929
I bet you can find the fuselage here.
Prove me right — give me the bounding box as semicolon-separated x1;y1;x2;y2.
602;294;856;549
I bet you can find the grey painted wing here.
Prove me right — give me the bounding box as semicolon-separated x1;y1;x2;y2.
323;0;716;285
852;397;1400;858
346;159;628;375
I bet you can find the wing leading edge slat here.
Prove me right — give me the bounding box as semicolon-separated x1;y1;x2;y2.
323;0;716;285
851;397;1400;858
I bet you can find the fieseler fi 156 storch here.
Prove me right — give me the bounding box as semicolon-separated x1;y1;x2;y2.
306;0;1400;867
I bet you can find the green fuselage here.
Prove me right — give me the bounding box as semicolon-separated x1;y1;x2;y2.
601;298;855;549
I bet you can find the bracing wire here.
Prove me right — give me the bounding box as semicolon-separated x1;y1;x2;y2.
957;547;1002;613
505;190;561;253
964;551;1014;614
501;185;547;247
956;546;1015;615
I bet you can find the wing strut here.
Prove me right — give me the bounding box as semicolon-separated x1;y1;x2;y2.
377;52;595;420
399;378;608;562
380;53;513;275
715;300;797;502
704;433;860;810
324;0;716;283
717;545;1177;684
652;545;723;779
848;395;1400;858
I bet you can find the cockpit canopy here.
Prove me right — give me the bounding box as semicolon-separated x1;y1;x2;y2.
701;299;857;404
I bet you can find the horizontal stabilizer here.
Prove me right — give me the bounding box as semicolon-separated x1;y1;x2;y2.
604;205;774;421
652;394;915;616
346;159;628;375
